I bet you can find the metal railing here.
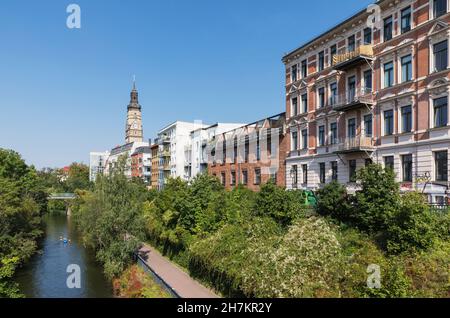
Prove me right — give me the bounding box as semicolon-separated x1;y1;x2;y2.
332;45;374;66
336;135;374;152
332;87;374;109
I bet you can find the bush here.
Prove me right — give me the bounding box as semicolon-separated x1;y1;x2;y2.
316;181;353;222
254;181;306;226
386;192;437;254
353;164;401;233
241;217;344;298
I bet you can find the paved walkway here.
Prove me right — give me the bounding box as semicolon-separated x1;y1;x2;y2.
138;244;219;298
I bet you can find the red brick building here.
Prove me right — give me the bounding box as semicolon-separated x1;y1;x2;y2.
130;146;151;185
208;113;287;191
283;0;450;204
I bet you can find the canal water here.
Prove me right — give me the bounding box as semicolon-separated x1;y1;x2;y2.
15;213;113;298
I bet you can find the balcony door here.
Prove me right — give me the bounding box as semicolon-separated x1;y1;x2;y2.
348;76;356;102
348;118;356;138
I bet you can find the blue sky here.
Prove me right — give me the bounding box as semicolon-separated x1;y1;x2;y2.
0;0;373;169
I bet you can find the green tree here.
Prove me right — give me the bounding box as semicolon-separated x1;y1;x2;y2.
353;164;401;233
0;149;45;297
386;192;437;254
254;181;305;226
316;181;353;222
65;163;91;192
72;156;146;278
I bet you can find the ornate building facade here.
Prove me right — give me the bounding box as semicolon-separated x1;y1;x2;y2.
283;0;450;204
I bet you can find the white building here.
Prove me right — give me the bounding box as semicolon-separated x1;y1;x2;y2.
89;151;110;182
103;141;150;179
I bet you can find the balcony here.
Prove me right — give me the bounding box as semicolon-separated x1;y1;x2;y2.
332;45;374;71
332;87;374;112
160;150;171;158
162;163;171;171
334;135;375;154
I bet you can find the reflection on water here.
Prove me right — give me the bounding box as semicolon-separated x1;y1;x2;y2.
15;213;112;298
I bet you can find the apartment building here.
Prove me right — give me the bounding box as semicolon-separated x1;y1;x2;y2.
150;143;159;189
131;146;152;185
208;113;287;191
283;0;450;204
103;141;150;179
155;121;207;189
184;123;244;181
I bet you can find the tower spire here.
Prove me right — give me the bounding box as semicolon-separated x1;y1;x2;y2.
132;75;136;90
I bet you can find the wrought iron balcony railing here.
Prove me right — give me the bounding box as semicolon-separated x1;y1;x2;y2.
331;87;374;111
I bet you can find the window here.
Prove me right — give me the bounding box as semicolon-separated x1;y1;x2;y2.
291;64;298;82
434;40;448;72
301;93;308;113
242;170;248;185
401;7;411;33
384;110;394;135
348;35;356;52
230;171;236;186
330;83;337;105
318;87;325;108
271;172;278;184
434;0;447;18
385;156;395;171
301;59;307;78
435;151;448;181
318;51;325;71
330;123;338;145
254;168;261;185
222;141;227;164
365;158;373;167
364;27;372;45
434;97;448;127
291;131;298;151
330;45;337;64
349;160;357;182
244;135;249;162
348;118;356;138
292;165;298;186
256;132;261;161
331;161;338;181
401;105;412;133
364;70;372;91
384;16;393;41
291;97;298;116
267;131;272;156
301;129;308;149
348;76;356;101
302;164;308;184
221;172;226;186
318;125;325;147
384;62;394;87
401;54;412;82
233;137;238;162
402;154;413;182
319;163;326;184
364;114;373;137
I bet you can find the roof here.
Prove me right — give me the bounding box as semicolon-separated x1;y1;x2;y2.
282;0;387;62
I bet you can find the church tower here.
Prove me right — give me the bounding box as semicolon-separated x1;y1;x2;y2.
125;79;144;143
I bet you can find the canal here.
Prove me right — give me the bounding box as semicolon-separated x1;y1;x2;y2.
15;213;113;298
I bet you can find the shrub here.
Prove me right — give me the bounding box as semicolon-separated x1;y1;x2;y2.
242;217;344;298
254;181;306;226
316;181;353;222
353;164;401;233
386;192;437;254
